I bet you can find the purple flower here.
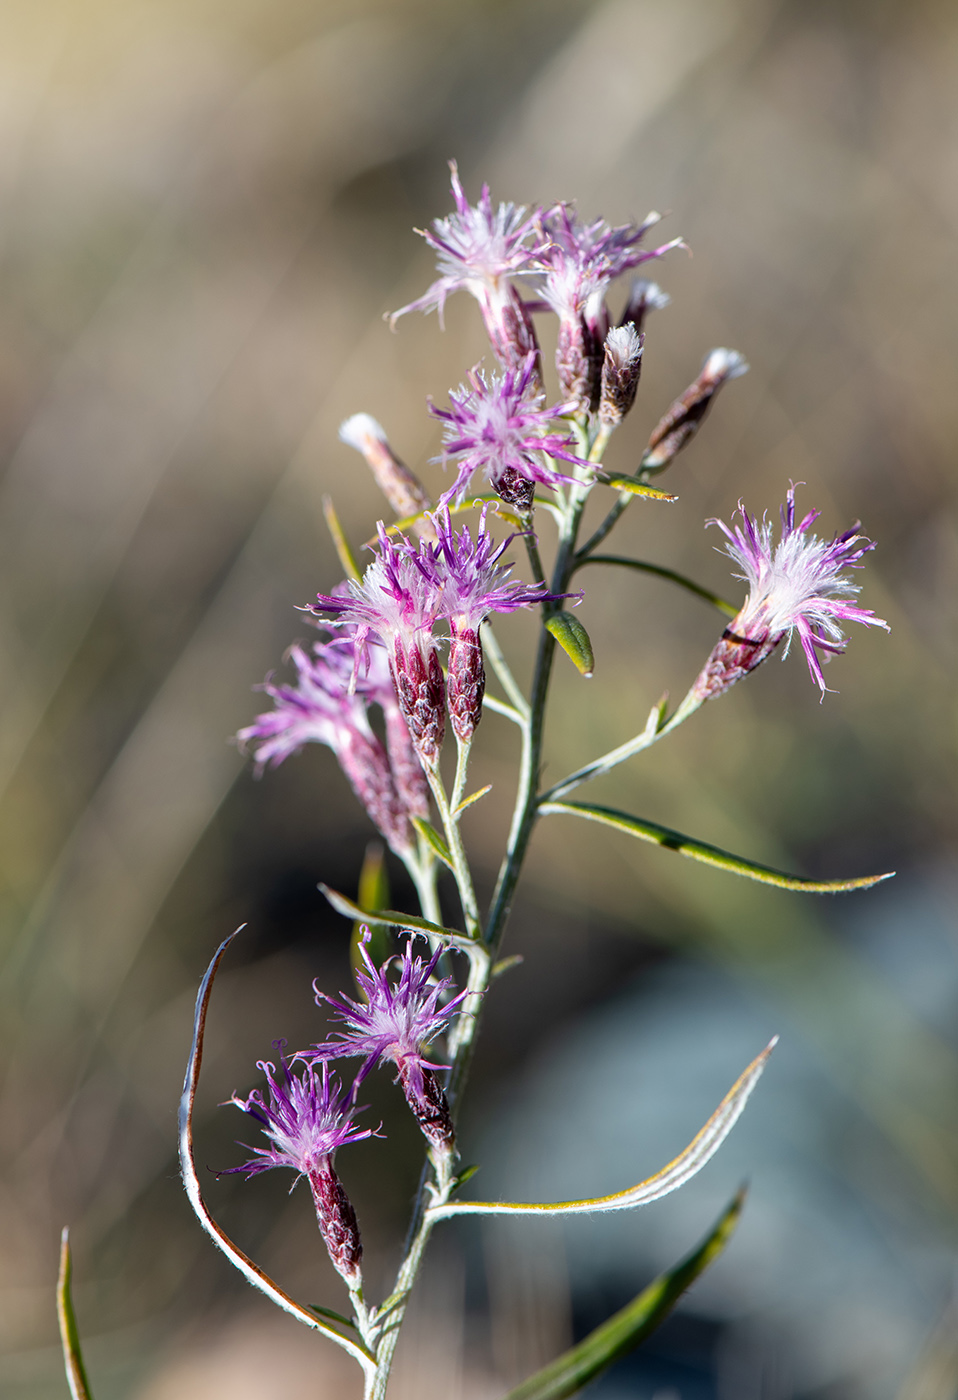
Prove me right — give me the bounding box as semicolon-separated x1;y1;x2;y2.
390;162;547;371
313;526;447;767
534;205;683;411
425;505;553;740
692;486;889;701
310;932;470;1154
237;638;416;856
431;353;588;510
228;1053;375;1283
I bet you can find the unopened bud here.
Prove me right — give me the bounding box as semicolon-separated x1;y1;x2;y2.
447;624;485;742
643;348;748;472
340;414;433;534
399;1062;455;1155
308;1161;363;1285
599;324;644;427
390;642;445;767
493;464;536;512
619;278;670;336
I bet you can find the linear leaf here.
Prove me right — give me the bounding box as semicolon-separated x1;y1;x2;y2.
579;555;737;616
57;1230;93;1400
454;783;493;816
319;885;479;951
428;1041;774;1220
598;475;677;501
501;1190;746;1400
322;495;362;582
546;611;594;677
178;929;374;1372
412;815;455;870
539;801;894;892
352;843;391;984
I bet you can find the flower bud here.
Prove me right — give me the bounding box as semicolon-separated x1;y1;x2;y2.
642;348;748;472
599;324;644;427
308;1160;363;1285
447;623;485;743
339;414;434;536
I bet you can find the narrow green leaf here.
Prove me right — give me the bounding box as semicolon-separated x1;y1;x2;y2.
598;475;677;501
500;1191;746;1400
58;1230;93;1400
539;801;895;892
579;555;737;617
454;783;493;816
377;496;523;539
352;843;391;988
545;611;595;677
412;815;455;870
453;1163;482;1191
492;953;524;980
307;1304;357;1329
322;495;362;582
319;884;479;950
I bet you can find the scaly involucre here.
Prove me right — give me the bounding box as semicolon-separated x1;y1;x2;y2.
693;485;889;700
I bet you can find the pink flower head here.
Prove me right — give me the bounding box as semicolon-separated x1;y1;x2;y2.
390;162;547;370
313;526;447;766
431;353;588;510
693;486;889;701
237;638;416;856
310;932;470;1154
227;1051;375;1282
534;205;683;411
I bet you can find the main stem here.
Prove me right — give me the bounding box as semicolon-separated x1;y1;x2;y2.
366;468;594;1397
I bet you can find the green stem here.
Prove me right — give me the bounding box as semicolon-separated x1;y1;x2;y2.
541;689;704;803
426;766;481;940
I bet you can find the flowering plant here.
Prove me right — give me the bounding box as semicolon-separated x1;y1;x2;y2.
58;163;891;1400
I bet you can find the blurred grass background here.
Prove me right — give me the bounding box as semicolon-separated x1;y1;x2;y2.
0;0;956;1396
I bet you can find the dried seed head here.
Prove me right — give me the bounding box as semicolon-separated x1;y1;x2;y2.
339;414;433;536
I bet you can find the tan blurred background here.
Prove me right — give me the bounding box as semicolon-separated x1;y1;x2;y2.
1;0;957;1396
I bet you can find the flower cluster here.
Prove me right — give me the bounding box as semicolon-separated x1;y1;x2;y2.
312;507;553;758
228;934;466;1282
692;486;889;701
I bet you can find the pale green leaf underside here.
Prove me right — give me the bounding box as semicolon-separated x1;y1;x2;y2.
500;1190;745;1400
428;1040;774;1220
178;931;374;1371
58;1230;94;1400
539;801;894;892
599;475;677;501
